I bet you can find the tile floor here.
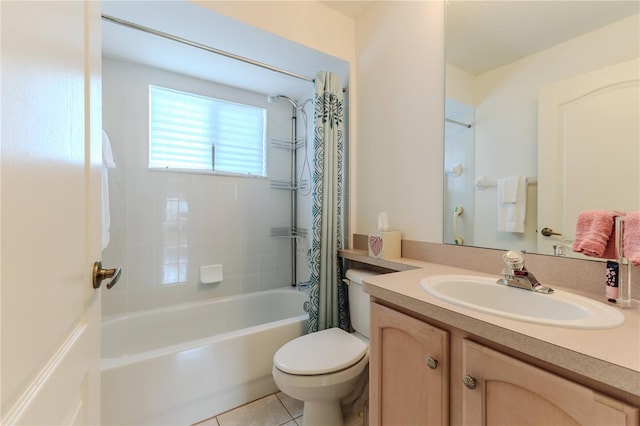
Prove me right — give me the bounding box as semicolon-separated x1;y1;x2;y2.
193;392;365;426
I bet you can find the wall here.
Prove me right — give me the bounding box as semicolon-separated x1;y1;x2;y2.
354;1;445;242
448;14;639;252
101;57;298;316
193;0;360;244
191;1;355;63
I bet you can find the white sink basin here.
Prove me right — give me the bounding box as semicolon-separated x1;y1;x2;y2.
420;275;624;329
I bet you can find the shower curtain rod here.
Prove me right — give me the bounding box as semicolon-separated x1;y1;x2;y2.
101;14;316;84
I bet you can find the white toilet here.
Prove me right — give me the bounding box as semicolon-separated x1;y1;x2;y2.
272;269;380;426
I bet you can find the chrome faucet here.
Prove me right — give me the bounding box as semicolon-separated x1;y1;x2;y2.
497;250;554;294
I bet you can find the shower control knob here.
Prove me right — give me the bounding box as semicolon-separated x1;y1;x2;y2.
425;356;438;369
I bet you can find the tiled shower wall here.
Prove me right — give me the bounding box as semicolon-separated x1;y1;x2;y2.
101;57;299;316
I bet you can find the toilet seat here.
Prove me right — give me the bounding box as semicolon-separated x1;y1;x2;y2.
273;328;368;375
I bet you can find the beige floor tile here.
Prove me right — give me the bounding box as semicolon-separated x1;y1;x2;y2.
217;394;293;426
276;392;304;418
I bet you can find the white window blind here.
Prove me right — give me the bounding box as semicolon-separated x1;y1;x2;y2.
149;85;266;176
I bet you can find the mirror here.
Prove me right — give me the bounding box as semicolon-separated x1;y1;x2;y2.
444;1;640;258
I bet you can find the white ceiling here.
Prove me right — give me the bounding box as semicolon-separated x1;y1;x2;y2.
320;1;374;19
446;1;639;75
322;1;639;76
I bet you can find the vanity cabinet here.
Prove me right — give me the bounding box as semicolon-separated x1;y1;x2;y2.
462;339;639;426
370;302;639;426
369;302;449;425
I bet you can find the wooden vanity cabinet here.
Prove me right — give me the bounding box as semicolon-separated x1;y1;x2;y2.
370;301;639;426
369;302;449;426
462;339;639;426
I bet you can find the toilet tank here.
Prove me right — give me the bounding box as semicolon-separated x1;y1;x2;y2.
345;269;381;338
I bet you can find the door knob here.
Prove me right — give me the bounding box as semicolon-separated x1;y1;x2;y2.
92;261;122;289
541;227;562;237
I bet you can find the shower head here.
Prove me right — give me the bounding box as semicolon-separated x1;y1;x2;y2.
267;94;299;109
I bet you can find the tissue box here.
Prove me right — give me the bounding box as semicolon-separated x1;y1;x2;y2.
368;231;401;259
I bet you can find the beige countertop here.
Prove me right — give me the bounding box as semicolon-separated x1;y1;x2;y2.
361;262;640;398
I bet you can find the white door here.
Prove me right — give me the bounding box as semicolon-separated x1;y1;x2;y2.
538;59;640;257
1;1;103;424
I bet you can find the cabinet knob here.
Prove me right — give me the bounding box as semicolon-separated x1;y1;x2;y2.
425;356;438;369
463;374;477;390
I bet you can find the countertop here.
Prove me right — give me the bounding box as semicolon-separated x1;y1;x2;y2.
353;256;640;398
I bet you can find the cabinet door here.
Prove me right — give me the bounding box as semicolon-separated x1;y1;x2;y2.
462;339;639;426
370;302;449;426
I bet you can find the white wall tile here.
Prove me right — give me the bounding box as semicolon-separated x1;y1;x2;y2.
102;57;297;315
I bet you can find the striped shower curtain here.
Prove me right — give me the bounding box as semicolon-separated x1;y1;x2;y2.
308;71;349;333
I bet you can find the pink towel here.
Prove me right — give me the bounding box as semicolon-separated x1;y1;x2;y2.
572;210;622;259
623;211;640;266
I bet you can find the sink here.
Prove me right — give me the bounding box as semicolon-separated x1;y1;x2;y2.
420;275;624;329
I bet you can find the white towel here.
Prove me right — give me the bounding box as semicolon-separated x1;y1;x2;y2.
498;176;520;203
497;176;527;233
102;130;116;250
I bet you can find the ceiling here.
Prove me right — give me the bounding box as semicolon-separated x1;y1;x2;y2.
320;1;374;19
322;1;639;76
447;1;639;75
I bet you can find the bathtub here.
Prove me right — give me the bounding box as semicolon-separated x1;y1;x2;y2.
101;288;308;425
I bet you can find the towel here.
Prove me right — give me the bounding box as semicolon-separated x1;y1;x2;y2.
572;210;621;259
497;176;527;233
102;130;116;250
623;211;640;266
498;176;520;203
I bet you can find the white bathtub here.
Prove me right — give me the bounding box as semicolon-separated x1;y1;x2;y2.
101;288;308;425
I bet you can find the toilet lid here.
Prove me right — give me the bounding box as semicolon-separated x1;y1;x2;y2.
273;328;368;375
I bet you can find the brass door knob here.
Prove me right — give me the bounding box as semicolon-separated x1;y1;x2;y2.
541;227;562;237
92;261;122;289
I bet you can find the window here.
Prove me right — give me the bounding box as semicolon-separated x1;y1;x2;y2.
149;85;267;176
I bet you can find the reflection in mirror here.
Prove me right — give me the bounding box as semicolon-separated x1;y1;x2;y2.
444;1;640;259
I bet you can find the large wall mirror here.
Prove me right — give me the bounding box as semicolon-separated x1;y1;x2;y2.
444;1;639;259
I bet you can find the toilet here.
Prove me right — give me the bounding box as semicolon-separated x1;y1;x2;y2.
272;269;380;426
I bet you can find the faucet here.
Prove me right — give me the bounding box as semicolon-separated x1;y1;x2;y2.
497;250;554;294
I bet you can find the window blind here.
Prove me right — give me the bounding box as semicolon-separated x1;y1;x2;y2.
149;85;266;176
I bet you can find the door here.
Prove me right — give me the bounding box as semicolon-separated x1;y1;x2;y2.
1;1;102;424
462;339;639;425
537;59;640;256
369;302;449;426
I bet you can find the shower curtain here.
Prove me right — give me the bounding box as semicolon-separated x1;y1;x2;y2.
308;71;348;333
